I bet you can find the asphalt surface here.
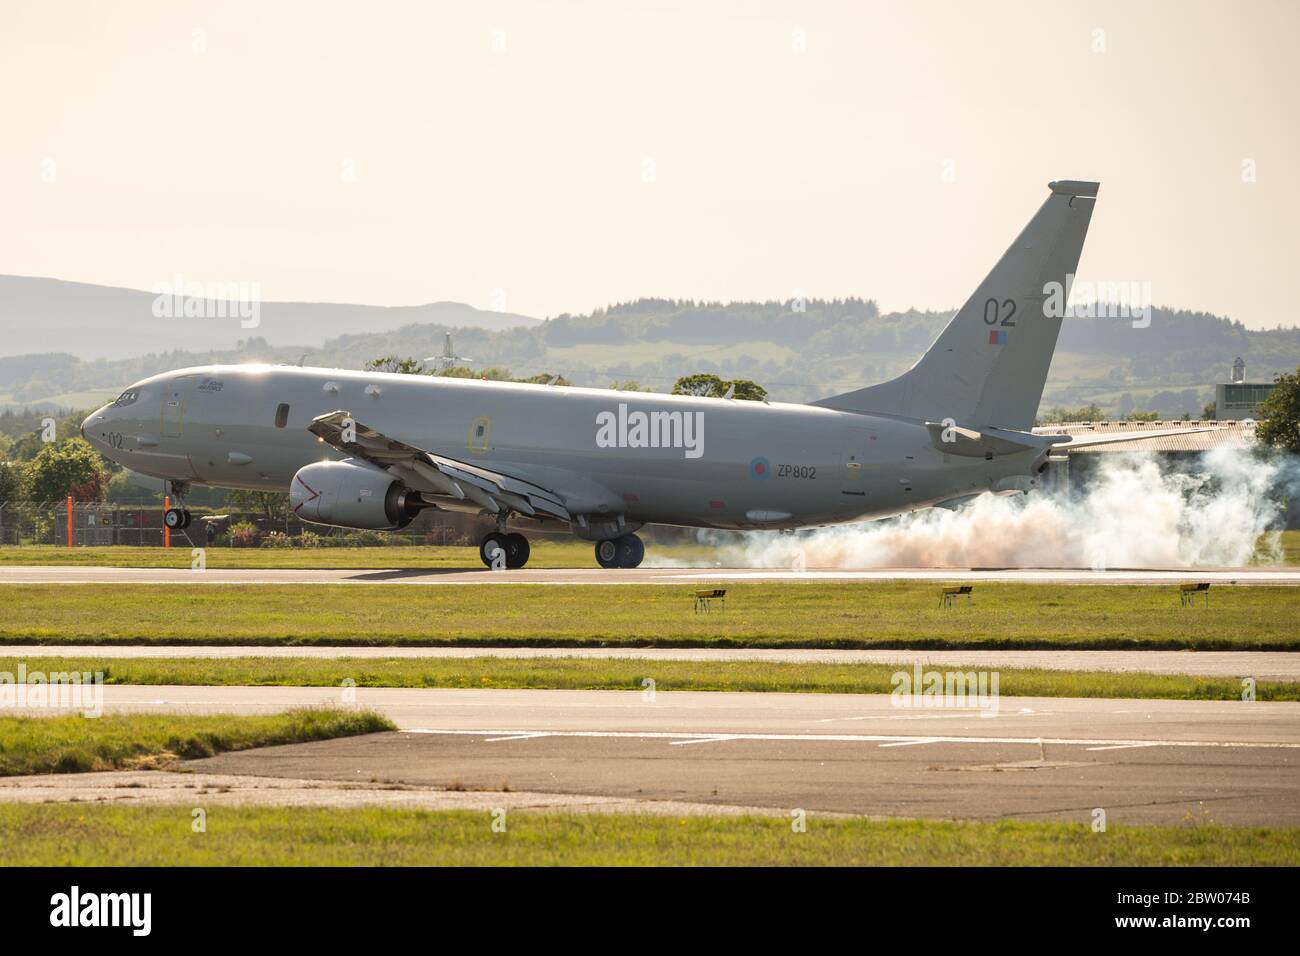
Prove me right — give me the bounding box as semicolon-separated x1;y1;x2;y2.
4;565;1300;585
11;686;1299;825
6;644;1298;680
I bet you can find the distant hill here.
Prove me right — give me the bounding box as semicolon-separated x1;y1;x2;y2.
0;275;540;360
1;294;1298;420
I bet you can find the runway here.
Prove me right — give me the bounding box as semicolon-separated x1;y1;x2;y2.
4;565;1300;585
6;644;1298;680
9;686;1299;824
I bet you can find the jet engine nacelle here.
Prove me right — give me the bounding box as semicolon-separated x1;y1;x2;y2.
289;459;414;531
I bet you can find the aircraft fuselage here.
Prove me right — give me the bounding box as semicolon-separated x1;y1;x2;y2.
82;364;1041;532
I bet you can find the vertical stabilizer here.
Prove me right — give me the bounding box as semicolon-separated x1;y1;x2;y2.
814;180;1098;430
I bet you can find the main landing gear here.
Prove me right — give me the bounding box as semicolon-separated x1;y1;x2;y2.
479;531;531;569
594;533;644;569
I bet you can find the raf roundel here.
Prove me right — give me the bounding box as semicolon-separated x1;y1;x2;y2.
750;456;770;480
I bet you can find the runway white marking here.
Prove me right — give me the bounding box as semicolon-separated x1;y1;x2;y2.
1086;742;1162;752
668;736;738;746
482;733;552;743
402;729;1300;750
877;738;942;748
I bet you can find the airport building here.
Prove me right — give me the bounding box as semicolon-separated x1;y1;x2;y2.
1033;419;1256;489
1214;357;1276;421
1028;417;1298;524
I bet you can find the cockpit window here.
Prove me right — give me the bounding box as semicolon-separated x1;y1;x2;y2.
113;390;140;407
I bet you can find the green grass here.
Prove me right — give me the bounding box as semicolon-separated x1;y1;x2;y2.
0;709;394;776
1;581;1297;649
0;804;1292;865
2;655;1290;701
1275;530;1300;566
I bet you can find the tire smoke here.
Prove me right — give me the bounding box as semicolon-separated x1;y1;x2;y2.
652;448;1293;570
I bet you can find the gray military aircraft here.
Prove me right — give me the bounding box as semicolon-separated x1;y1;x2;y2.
82;179;1196;568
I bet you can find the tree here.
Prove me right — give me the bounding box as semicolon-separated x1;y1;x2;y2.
672;373;767;401
609;380;649;392
0;461;20;502
226;489;290;522
21;438;106;501
1037;404;1104;424
365;356;428;375
1202;400;1217;420
1255;368;1300;455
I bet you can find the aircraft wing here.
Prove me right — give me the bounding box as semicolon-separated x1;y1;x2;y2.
307;410;570;520
1037;425;1236;449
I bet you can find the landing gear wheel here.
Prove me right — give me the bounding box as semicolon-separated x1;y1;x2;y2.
595;533;644;569
164;508;190;530
505;532;530;569
480;532;509;568
481;532;530;569
616;533;644;569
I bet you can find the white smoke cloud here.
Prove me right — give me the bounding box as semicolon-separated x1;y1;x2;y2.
651;448;1294;570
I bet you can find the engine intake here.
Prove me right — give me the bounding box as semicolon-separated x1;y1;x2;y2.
289;459;415;531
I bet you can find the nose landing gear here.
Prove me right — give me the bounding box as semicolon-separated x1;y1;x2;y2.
164;481;192;530
595;533;644;569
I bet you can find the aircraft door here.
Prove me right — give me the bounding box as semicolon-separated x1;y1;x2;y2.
161;377;193;438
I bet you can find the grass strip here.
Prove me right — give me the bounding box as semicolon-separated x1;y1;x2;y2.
0;655;1290;701
0;804;1293;865
0;708;394;776
1;582;1297;650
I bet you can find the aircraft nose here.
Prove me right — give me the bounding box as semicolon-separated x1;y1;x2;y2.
81;405;109;442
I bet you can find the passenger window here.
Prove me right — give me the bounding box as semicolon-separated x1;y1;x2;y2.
275;403;290;428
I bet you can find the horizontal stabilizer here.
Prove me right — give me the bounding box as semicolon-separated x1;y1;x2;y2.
924;422;1048;458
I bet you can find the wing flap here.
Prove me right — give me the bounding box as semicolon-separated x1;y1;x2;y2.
307;410;570;520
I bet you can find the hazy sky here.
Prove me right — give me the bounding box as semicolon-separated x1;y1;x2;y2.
2;0;1297;328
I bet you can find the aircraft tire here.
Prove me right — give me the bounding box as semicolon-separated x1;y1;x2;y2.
480;532;510;568
595;538;620;569
615;533;644;568
505;532;530;569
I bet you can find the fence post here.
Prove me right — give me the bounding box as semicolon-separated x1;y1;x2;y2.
66;496;73;548
163;495;170;549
